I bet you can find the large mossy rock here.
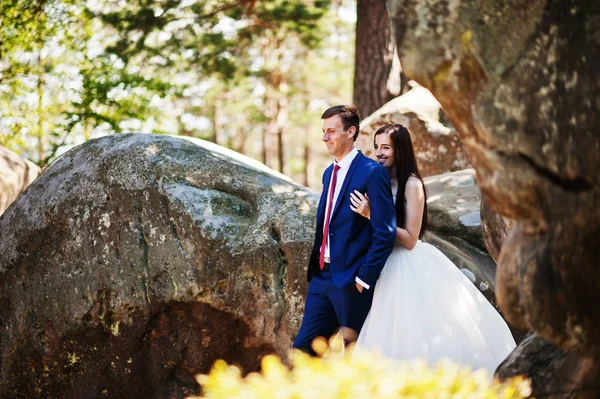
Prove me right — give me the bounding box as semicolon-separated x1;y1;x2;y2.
424;169;483;249
389;0;600;394
422;169;494;294
0;146;41;216
0;134;317;398
481;196;514;263
497;333;600;398
357;84;471;177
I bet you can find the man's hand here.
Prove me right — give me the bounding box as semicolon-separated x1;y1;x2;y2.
355;282;364;293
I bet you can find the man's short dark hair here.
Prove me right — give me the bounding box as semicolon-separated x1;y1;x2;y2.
321;105;361;141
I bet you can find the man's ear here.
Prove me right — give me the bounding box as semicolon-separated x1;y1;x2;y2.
347;126;356;140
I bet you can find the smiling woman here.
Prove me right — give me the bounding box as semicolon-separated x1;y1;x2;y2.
373;133;394;170
352;123;517;375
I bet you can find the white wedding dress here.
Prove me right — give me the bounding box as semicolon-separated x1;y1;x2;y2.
355;233;517;375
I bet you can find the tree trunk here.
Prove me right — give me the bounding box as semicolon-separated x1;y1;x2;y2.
353;0;398;119
235;126;246;155
276;100;284;174
83;122;91;141
261;121;268;165
276;75;288;175
263;39;287;171
36;43;45;164
264;88;278;169
303;132;310;187
209;96;225;145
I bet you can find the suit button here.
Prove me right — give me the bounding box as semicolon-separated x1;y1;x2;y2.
329;232;333;235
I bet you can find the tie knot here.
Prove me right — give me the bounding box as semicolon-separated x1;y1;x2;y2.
333;164;341;172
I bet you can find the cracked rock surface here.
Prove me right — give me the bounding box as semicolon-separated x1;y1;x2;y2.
389;0;600;394
0;134;317;398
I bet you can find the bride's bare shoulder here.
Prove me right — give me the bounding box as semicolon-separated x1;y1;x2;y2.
405;177;424;198
406;175;422;187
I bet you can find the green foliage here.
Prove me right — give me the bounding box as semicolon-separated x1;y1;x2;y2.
94;0;331;79
0;0;171;165
1;0;353;185
194;347;531;399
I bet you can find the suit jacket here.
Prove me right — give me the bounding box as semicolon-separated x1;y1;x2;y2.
307;151;396;288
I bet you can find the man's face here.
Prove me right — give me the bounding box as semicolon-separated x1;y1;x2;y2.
322;115;355;160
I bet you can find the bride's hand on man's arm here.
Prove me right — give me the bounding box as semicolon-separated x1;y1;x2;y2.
350;190;370;219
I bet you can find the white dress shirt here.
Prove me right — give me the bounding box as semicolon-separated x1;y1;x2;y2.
322;147;370;290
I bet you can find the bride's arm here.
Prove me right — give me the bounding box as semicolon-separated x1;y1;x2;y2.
395;179;424;249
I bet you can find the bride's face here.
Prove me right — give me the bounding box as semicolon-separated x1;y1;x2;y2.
374;133;395;170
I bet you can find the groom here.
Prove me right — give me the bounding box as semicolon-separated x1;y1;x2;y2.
293;105;396;353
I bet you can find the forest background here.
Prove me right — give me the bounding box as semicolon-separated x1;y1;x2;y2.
1;0;404;190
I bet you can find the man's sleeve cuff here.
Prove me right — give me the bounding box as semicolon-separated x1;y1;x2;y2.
355;276;370;290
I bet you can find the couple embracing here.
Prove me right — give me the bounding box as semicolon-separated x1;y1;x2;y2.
293;105;516;374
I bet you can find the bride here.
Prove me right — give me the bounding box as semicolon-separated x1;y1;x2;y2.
350;123;516;374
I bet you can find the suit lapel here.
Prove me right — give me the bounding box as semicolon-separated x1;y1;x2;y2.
330;151;363;221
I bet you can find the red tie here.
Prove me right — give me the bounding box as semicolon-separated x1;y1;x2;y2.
320;164;340;269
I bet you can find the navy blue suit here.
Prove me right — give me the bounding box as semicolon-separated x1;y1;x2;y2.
293;151;396;353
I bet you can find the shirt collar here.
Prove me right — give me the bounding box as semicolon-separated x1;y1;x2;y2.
334;147;358;171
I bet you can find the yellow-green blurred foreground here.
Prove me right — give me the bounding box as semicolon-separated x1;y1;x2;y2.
193;339;531;399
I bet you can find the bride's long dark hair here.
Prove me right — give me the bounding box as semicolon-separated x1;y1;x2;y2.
374;124;428;238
